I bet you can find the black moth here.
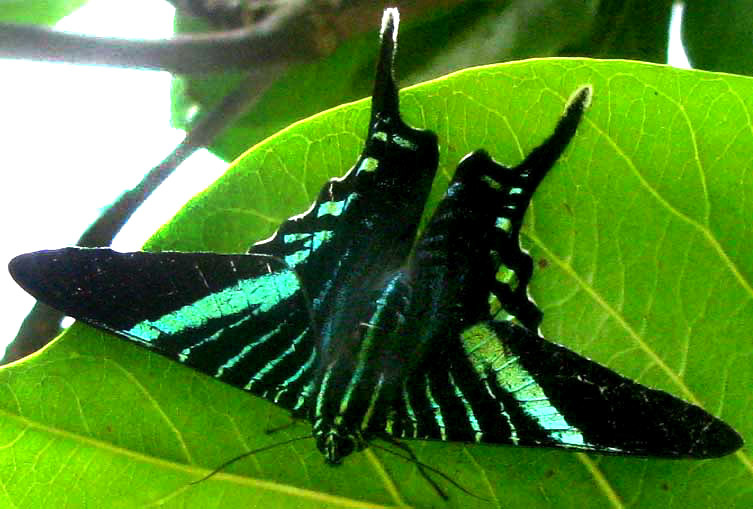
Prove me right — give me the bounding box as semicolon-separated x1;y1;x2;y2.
9;6;742;479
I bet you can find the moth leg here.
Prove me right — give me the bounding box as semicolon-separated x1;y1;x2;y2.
376;436;448;500
378;434;492;501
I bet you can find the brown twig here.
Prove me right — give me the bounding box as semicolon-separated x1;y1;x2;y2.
0;0;315;73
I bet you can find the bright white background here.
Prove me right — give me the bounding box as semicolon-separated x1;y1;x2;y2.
0;1;690;357
0;0;226;355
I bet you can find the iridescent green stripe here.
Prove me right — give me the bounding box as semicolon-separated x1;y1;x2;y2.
335;274;402;425
481;378;519;444
495;216;512;232
360;373;385;429
448;371;483;442
283;231;334;267
315;363;335;419
496;357;585;446
177;313;253;363
238;328;307;386
294;378;316;412
125;270;300;342
401;383;418;438
264;341;316;399
356;157;379;174
215;323;283;377
461;323;588;447
392;135;417;150
316;199;347;218
424;373;446;440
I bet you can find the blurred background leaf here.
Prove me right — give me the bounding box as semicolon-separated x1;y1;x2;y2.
682;0;753;76
0;0;88;24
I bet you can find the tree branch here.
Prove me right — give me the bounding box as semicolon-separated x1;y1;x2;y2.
0;0;315;73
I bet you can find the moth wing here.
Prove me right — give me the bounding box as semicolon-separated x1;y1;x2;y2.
371;321;742;458
378;84;741;458
9;248;317;413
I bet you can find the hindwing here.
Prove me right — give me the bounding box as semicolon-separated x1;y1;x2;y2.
373;321;741;458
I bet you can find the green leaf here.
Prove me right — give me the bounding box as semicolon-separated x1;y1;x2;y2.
0;0;88;25
682;0;753;76
562;0;674;63
3;59;752;507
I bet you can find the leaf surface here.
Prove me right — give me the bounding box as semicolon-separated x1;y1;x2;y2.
2;58;752;507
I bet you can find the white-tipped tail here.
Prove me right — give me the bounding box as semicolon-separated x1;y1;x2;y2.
380;7;400;43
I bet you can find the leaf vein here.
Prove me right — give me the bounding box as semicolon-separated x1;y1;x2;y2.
575;453;624;508
585;118;753;304
104;359;193;465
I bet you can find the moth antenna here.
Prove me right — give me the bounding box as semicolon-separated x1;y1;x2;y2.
371;441;488;502
190;434;313;485
370;7;400;127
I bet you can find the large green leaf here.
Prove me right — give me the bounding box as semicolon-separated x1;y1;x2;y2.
2;59;752;507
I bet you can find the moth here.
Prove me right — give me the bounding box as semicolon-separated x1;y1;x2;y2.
9;8;743;470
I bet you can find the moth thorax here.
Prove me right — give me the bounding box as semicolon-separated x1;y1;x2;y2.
313;419;363;464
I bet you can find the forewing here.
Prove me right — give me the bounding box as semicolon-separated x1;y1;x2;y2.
9;248;317;412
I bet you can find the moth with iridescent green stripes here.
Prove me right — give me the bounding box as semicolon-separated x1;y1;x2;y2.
9;7;743;474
